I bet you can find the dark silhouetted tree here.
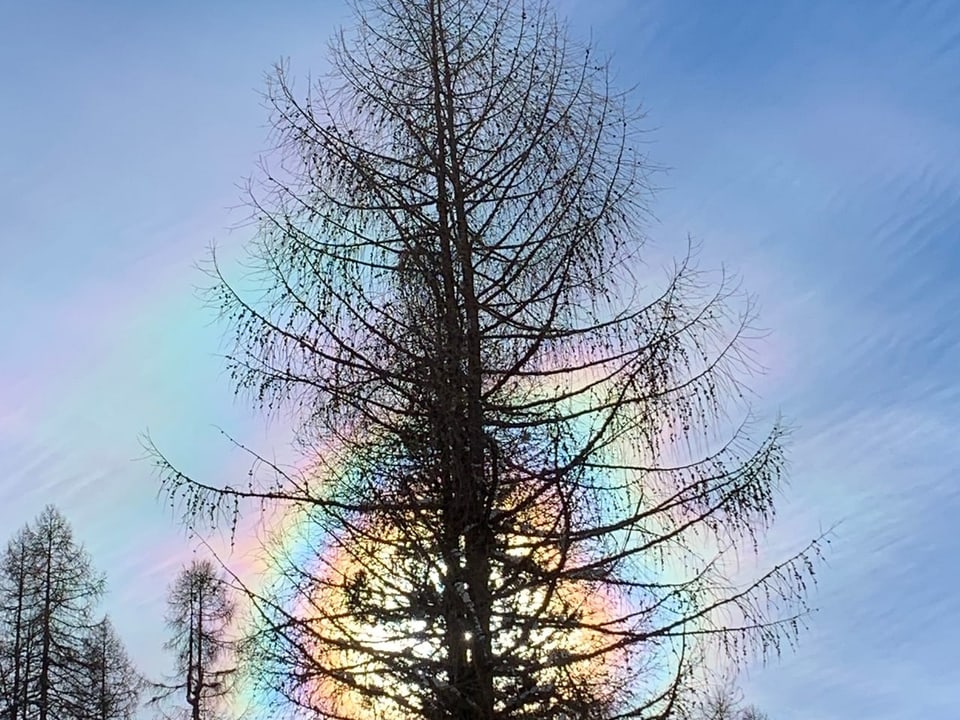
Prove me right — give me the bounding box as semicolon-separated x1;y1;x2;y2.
0;507;139;720
152;560;235;720
80;617;142;720
683;679;769;720
153;0;823;718
29;507;105;720
0;526;39;720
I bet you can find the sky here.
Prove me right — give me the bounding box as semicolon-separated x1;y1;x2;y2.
0;1;957;719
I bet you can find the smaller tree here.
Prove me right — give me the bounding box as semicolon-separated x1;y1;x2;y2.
153;560;236;720
684;679;769;720
80;617;142;720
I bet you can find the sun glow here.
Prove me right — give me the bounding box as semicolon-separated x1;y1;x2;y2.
223;361;728;720
290;517;630;719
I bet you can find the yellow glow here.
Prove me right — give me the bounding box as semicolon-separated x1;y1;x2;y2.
290;484;630;719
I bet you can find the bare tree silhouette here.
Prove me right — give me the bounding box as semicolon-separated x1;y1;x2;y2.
0;508;140;720
151;560;236;720
153;0;822;718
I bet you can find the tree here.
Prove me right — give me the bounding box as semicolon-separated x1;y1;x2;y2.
0;526;39;720
683;679;769;720
30;507;105;720
0;507;139;720
152;560;236;720
80;618;142;720
154;0;822;718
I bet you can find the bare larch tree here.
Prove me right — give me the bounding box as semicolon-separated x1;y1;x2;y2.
154;0;822;718
80;617;142;720
152;560;236;720
0;507;140;720
0;526;38;720
681;678;769;720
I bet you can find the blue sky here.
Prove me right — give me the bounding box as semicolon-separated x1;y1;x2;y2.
1;1;957;719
